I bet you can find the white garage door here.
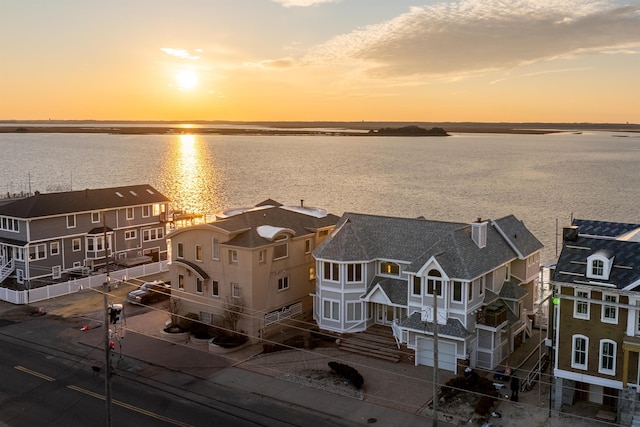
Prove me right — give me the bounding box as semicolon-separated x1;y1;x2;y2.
416;337;457;373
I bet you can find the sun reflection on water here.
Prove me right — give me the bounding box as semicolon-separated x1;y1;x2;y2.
159;134;226;221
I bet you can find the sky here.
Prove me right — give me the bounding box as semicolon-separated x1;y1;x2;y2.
1;0;639;123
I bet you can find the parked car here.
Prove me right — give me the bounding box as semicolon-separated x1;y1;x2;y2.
127;280;171;305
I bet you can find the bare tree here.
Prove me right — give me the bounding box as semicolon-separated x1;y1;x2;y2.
165;298;181;328
223;296;245;333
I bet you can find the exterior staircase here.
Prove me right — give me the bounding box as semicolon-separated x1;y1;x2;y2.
0;259;14;284
338;324;405;363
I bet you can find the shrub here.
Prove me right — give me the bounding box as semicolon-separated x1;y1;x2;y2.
179;312;199;331
328;362;364;389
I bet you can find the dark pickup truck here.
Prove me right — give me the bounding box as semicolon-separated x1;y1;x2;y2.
127;280;171;305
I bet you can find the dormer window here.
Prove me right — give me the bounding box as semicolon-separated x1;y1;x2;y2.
586;253;613;280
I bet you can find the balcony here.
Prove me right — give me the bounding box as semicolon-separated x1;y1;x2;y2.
477;305;507;327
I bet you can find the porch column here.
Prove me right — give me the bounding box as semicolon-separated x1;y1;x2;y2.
622;341;640;388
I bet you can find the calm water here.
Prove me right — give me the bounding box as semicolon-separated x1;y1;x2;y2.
2;130;640;263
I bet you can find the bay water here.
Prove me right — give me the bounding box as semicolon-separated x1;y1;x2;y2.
2;130;639;263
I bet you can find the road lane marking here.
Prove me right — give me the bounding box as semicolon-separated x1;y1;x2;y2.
14;365;55;382
67;385;193;427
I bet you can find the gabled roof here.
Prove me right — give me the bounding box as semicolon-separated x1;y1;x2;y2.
554;231;640;291
361;276;408;306
499;280;528;301
194;201;339;249
313;212;542;281
0;184;170;218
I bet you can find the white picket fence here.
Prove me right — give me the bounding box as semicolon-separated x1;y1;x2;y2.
0;261;169;305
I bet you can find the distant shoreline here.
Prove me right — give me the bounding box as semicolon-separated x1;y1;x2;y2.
0;121;638;136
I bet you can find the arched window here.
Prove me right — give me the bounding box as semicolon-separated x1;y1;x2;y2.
427;269;442;296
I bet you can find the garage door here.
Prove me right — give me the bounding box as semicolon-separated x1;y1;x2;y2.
416;337;457;373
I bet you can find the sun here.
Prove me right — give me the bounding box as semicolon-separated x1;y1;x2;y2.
175;70;197;90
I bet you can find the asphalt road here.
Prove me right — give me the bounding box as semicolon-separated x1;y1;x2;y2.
0;316;353;427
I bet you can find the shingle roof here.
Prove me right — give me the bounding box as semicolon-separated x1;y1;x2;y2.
314;212;542;281
362;276;408;306
209;202;340;249
398;312;474;340
0;184;170;218
572;219;640;238
554;234;640;291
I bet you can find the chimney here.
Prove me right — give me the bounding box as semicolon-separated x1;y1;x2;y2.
85;188;89;198
563;226;579;242
300;199;304;208
471;218;488;249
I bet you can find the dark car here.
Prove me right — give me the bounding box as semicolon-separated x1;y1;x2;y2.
127;280;171;305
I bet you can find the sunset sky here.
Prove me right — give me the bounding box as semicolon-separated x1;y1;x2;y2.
2;0;639;123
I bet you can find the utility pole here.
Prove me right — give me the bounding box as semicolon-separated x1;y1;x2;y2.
432;282;439;427
102;212;112;427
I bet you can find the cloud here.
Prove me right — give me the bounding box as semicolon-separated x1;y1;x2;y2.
160;48;201;60
272;0;340;7
304;0;640;78
244;58;298;69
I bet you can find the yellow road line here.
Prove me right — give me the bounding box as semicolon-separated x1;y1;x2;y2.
67;385;193;427
14;365;55;382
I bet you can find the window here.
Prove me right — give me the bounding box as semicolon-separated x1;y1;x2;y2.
309;267;315;281
468;282;474;301
592;259;604;277
50;242;59;256
196;278;203;293
124;230;137;240
452;281;463;302
212;238;220;260
177;243;184;258
142;227;164;242
346;302;363;321
602;294;618;323
479;277;485;295
278;276;289;291
126;207;134;220
178;274;184;290
427;270;442;297
0;216;19;232
231;283;240;298
412;276;422;296
195;245;203;261
574;289;590;319
52;266;61;279
380;261;400;276
72;238;81;252
229;250;238;264
29;244;46;260
599;340;616;375
67;215;76;228
323;299;339;321
258;250;266;263
347;264;362;282
211;280;219;297
323;262;339;281
572;335;588;370
142;205;151;218
305;239;311;254
273;238;288;260
91;211;101;223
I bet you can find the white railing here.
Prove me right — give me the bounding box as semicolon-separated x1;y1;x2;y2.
522;309;533;336
0;261;168;305
391;319;402;349
0;259;15;283
264;302;302;326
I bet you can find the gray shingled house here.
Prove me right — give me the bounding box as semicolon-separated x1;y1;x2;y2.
552;219;640;421
0;184;170;287
312;212;543;373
